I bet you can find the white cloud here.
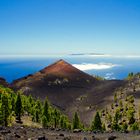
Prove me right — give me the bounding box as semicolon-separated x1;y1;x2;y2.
104;72;116;80
73;63;120;71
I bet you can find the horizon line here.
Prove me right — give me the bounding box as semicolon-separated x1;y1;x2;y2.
0;53;140;58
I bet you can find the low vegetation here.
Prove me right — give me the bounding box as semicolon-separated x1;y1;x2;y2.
1;72;140;133
0;86;71;129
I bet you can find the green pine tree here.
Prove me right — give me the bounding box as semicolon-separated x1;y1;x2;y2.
60;115;65;128
11;97;15;112
42;97;50;127
53;108;60;128
33;100;42;123
42;115;48;128
91;111;102;131
1;93;10;126
72;112;80;130
111;109;121;131
15;93;22;123
33;109;39;123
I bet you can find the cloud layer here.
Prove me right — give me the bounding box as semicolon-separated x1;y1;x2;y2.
73;63;120;71
104;72;116;80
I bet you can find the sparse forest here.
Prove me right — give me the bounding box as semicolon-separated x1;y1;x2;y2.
0;85;71;130
1;72;140;133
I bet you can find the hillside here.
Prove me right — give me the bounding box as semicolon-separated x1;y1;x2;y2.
0;77;9;87
12;59;96;88
11;60;124;125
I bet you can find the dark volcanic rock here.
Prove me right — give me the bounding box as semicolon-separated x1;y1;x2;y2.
59;133;65;137
11;60;124;125
38;136;47;140
14;133;21;138
107;135;117;140
1;130;11;135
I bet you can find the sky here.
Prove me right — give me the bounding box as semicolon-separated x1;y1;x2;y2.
0;0;140;55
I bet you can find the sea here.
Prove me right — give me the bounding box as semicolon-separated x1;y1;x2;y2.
0;54;140;83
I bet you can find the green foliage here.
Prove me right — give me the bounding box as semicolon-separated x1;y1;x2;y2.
130;122;139;131
111;121;121;131
94;75;105;81
42;97;50;127
72;112;80;129
60;115;71;129
127;72;134;80
11;97;15;111
32;99;42;123
119;100;123;108
1;83;140;133
111;109;122;131
42;115;48;128
0;93;11;126
91;111;102;131
126;95;134;104
121;123;128;132
60;115;65;128
102;123;106;131
126;106;135;125
15;93;22;122
52;108;60;128
0;86;72;129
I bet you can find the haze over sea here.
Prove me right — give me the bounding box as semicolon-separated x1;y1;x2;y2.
0;54;140;83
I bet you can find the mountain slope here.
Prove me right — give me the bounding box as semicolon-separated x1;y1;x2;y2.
11;59;124;125
12;59;96;89
40;59;93;79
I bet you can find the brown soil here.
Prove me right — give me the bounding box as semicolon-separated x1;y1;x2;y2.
11;60;124;125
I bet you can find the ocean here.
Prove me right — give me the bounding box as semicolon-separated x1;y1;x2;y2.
0;55;140;83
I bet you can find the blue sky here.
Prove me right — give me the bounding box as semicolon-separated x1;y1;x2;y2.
0;0;140;55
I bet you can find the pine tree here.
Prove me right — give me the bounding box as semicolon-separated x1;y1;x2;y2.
111;110;121;131
53;108;60;128
42;115;48;128
1;93;10;126
127;107;135;125
60;115;70;129
42;97;50;127
33;100;42;123
91;111;102;131
72;112;80;130
27;95;35;115
36;99;42;114
33;109;39;123
127;72;134;79
60;115;65;128
11;97;15;112
15;93;22;123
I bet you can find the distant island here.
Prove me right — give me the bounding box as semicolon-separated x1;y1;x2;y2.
69;53;105;56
